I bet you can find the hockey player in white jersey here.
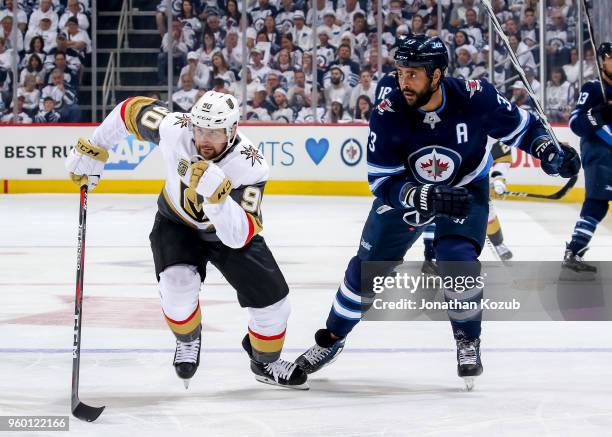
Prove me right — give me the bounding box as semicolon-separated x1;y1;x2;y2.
65;91;308;390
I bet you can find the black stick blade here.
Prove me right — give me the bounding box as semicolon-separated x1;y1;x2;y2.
72;401;105;422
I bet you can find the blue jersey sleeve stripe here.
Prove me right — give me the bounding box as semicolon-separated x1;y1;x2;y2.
367;162;405;171
369;176;390;192
596;126;612;145
498;107;530;144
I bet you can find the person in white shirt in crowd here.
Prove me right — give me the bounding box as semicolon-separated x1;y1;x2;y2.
316;26;336;70
249;47;270;83
195;30;219;67
581;47;598;81
0;37;13;70
450;0;482;28
279;33;303;69
59;0;89;31
48;50;77;88
507;34;536;71
409;14;426;35
362;33;389;69
350;12;368;54
563;47;581;85
24;17;57;54
211;52;236;87
158;18;194;83
272;48;295;87
523;66;541;101
45;32;82;75
324;65;351;111
546;66;575;123
1;96;32;124
336;0;364;30
246;84;272;121
353;94;373;122
229;67;259;103
291;11;312;52
172;73;199;112
322;10;342;47
178;51;211;89
29;0;58;31
452;45;476;79
462;8;484;48
275;0;295;34
19;52;45;86
295;86;326;123
0;0;28;34
287;69;311;109
0;16;23;53
155;0;182;36
41;67;79;121
349;69;376;113
509;80;535;112
222;30;242;71
325;97;352;123
546;11;571;68
34;95;61;122
306;0;327;28
65;16;91;57
17;74;41;118
302;51;316;90
177;0;201;35
271;88;294;123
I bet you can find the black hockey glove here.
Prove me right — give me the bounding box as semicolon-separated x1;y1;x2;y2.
401;184;473;220
532;138;580;178
587;103;612;129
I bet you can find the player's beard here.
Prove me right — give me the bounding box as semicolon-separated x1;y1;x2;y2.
602;64;612;82
403;78;437;108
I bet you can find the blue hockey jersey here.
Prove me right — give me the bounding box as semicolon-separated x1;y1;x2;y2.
367;77;549;210
374;72;397;105
569;80;612;146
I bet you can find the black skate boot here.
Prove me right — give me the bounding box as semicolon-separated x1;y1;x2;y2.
562;245;597;279
241;335;309;390
421;259;440;276
493;243;513;261
173;335;201;389
295;329;346;374
456;337;483;391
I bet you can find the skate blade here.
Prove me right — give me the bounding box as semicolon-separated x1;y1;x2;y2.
182;378;191;389
254;375;310;390
462;376;475;391
559;268;596;282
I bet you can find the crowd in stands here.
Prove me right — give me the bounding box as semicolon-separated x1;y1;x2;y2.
155;0;598;124
0;0;90;123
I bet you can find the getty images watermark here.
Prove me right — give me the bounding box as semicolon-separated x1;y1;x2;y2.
361;261;612;321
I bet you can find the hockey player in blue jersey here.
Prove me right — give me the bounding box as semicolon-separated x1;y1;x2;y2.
563;42;612;273
296;35;580;387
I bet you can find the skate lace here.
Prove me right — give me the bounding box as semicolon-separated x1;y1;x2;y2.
458;342;478;365
174;339;200;364
264;359;296;381
303;345;329;365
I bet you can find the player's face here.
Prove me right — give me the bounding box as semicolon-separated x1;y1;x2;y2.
602;55;612;81
193;127;229;160
397;66;436;108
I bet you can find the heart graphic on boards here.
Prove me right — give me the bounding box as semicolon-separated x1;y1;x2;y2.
305;138;329;165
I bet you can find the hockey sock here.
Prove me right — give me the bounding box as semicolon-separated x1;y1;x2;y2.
423;223;436;261
486;216;504;246
436;237;482;340
568;198;609;254
247;297;289;362
164;304;202;342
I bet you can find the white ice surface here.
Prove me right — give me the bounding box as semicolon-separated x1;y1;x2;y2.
1;194;611;437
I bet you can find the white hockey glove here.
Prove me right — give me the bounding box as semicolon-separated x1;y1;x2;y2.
65;138;109;190
188;160;232;204
490;172;507;198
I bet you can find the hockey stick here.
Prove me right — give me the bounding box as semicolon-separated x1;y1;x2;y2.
502;175;578;200
481;0;563;153
580;0;607;100
71;183;105;422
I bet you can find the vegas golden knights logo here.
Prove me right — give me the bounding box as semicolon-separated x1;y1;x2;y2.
180;181;208;223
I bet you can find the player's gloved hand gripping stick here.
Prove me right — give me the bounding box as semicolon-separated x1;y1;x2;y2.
401;184;473;220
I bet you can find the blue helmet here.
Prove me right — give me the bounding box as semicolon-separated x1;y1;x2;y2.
394;34;449;78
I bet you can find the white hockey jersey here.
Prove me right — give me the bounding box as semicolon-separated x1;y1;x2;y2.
90;96;268;249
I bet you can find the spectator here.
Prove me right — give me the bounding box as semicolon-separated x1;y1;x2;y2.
275;0;295;34
306;0;326;28
155;0;182;36
158;18;193;83
546;67;574;123
19;52;45;86
221;0;241;31
336;0;365;28
229;67;259;103
0;0;28;34
353;94;373;122
452;46;476;79
350;12;368;53
204;12;226;44
509;81;535;112
249;0;278;32
279;33;303;68
17;74;40;117
295;86;326;122
362;34;390;70
462;8;484;48
0;16;24;54
524;66;541;101
24;17;57;54
20;35;46;70
210;77;231;94
196;30;219;67
1;96;32;123
177;0;201;35
34;95;61;122
41;67;80;121
349;69;376;113
265;70;282;96
172;74;199;112
222;30;242;71
324;65;351;110
65;16;91;59
0;37;12;70
582;48;597;81
273;48;296;86
322;10;342;47
450;0;481;28
271;88;294;122
178;51;211;89
316;26;336;70
287;69;311;110
263;15;281;49
47;51;78;88
291;10;312;51
29;0;58;32
546;11;571;69
327;43;360;87
246;85;272;120
326;98;352;123
563;47;580;85
520;7;538;43
508;34;536;71
59;0;89;31
249;47;270;83
45;32;81;75
503;17;520;39
211;52;236;87
385;0;410;34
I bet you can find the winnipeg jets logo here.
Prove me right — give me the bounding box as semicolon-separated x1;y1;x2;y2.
174;114;191;128
465;80;482;98
241;145;263;166
376;98;395;115
408;146;462;184
423;111;441;129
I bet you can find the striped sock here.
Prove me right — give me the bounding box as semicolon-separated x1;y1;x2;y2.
568;216;599;255
164;303;202;341
326;278;374;338
248;328;286;362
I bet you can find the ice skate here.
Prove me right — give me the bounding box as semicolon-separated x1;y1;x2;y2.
561;246;597;280
456;337;483;391
493;243;513;261
173;335;201;389
421;259;440;276
295;329;346;374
